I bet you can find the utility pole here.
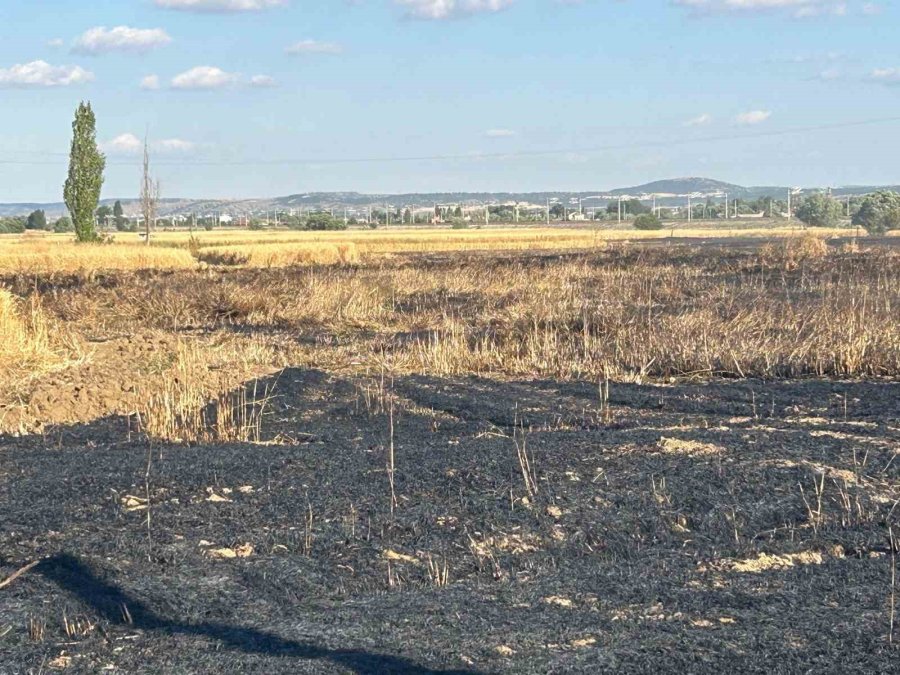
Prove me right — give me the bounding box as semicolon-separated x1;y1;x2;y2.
617;196;622;225
546;198;550;226
787;189;792;220
724;193;728;220
687;196;692;223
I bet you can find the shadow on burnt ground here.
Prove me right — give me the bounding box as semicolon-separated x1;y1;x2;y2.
391;371;900;428
2;367;899;672
28;553;478;675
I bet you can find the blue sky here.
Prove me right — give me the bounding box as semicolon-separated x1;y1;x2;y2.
0;0;898;201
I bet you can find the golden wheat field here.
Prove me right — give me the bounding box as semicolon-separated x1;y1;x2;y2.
0;222;877;274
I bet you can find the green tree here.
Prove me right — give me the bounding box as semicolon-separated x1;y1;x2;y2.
26;209;47;230
606;199;650;217
113;200;128;231
63;102;106;242
795;193;843;228
626;199;650;216
305;212;346;231
852;191;900;235
0;217;26;234
53;216;74;233
96;204;113;229
633;213;663;230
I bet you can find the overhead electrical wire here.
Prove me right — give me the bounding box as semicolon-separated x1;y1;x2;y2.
1;115;899;167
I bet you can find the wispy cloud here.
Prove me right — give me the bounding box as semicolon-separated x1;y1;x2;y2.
140;74;161;90
484;128;516;137
685;113;713;126
157;138;196;152
871;67;900;84
104;133;143;154
395;0;515;20
734;109;772;125
0;60;93;87
72;26;172;55
674;1;860;19
285;40;343;55
249;74;278;87
104;133;196;154
171;65;238;90
46;38;64;48
155;0;287;11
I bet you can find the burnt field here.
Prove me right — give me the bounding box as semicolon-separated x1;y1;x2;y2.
2;239;900;673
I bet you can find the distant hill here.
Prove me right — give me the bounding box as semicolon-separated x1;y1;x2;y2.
606;177;746;197
2;178;897;218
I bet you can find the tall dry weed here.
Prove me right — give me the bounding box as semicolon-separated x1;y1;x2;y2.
0;288;76;381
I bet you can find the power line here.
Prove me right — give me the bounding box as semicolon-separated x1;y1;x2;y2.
2;115;900;168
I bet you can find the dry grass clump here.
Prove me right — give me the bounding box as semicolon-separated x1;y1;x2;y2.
138;342;275;443
195;242;359;267
760;232;830;268
0;288;75;384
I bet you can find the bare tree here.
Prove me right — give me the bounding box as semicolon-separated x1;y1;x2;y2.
139;136;159;245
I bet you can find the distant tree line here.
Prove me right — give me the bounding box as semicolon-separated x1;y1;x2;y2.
793;190;900;234
276;212;348;231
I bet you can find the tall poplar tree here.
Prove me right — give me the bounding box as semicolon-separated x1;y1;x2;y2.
63;102;106;242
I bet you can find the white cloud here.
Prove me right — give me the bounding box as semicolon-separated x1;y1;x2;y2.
171;65;238;89
395;0;515;20
104;133;196;154
285;40;343;55
871;67;900;84
104;133;143;154
140;74;161;90
685;113;713;126
862;2;882;14
155;0;286;11
249;74;277;87
818;67;841;80
72;26;173;55
734;109;772;125
0;60;94;87
484;128;516;137
47;38;64;48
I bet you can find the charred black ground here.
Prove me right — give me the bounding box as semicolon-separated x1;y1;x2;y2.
2;367;898;673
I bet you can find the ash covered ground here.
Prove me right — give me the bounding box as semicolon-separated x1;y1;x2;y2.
2;369;899;673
